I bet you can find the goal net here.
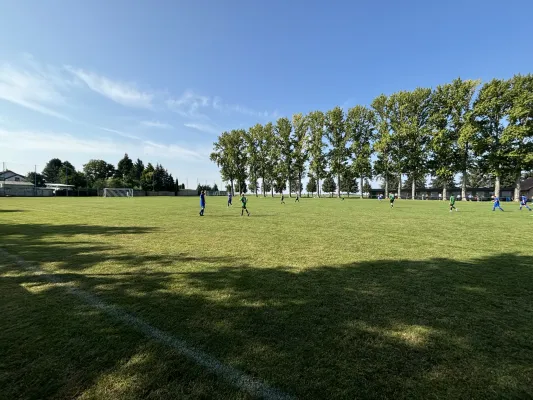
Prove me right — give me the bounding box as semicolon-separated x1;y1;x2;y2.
103;188;134;198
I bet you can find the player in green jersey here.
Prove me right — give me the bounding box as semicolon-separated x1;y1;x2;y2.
389;193;395;208
449;194;458;212
240;193;250;216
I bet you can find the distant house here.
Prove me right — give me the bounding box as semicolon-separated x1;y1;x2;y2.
0;170;36;195
0;170;33;189
521;177;533;199
0;170;28;183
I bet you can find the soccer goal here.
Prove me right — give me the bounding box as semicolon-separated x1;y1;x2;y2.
103;188;134;198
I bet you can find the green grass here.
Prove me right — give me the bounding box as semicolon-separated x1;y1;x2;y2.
1;196;533;399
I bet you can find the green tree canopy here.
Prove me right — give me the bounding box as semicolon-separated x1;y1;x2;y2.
325;106;348;197
26;172;46;187
322;175;337;196
42;158;63;183
306;176;317;194
83;160;116;186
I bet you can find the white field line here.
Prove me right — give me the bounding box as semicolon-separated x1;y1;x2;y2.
0;247;295;400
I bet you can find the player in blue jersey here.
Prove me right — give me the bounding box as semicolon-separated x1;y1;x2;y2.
520;195;531;211
199;190;206;216
492;195;504;212
227;192;233;207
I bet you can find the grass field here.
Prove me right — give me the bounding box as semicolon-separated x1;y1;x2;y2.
1;196;533;399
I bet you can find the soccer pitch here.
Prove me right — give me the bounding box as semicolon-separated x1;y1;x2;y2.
1;196;532;399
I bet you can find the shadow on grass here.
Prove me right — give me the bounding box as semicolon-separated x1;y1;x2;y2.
0;209;26;213
1;222;533;399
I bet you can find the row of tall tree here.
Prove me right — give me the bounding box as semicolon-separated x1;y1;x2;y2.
27;154;181;192
211;75;533;200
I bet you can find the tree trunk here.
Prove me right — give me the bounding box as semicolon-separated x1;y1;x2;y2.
442;187;447;201
317;178;320;198
411;179;415;200
514;175;521;202
271;185;274;197
360;177;364;199
337;174;341;198
262;177;265;197
461;171;467;201
298;171;302;198
494;175;501;199
385;177;389;198
397;174;402;198
461;143;468;201
230;180;234;196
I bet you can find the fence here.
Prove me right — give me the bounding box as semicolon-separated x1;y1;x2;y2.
0;188;54;197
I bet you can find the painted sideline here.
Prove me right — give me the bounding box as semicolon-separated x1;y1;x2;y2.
0;247;295;400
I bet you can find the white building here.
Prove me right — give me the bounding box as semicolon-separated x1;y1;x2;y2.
0;170;53;196
0;170;28;183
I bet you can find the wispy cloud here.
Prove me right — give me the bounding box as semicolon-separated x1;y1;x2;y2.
0;127;206;164
141;120;172;129
0;60;72;121
0;128;122;155
184;122;220;135
65;66;154;109
167;91;277;122
212;96;277;119
98;126;141;140
166;90;210;119
142;140;204;161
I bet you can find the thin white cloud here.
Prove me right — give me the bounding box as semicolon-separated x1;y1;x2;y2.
98;126;141;140
141;120;172;129
65;66;154;109
0;127;206;166
166;90;210;119
0;128;122;155
143;140;204;161
212;96;277;119
0;61;72;121
184;122;220;135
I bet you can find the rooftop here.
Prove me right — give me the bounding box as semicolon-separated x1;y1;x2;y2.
0;181;34;186
0;170;26;180
45;183;75;188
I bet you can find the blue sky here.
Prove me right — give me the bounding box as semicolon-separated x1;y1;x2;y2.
1;0;532;188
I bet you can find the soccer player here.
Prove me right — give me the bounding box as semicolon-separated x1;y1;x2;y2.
240;193;250;216
389;193;395;208
378;194;383;201
295;194;300;203
492;196;504;212
281;194;285;204
520;195;532;211
227;192;233;207
199;190;206;216
449;194;458;212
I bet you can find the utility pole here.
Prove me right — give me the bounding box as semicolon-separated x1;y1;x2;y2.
34;165;37;196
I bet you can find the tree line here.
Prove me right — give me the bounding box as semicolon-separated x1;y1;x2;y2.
26;154;184;192
210;76;533;200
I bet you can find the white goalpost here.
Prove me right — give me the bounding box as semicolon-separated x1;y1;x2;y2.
103;188;134;198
